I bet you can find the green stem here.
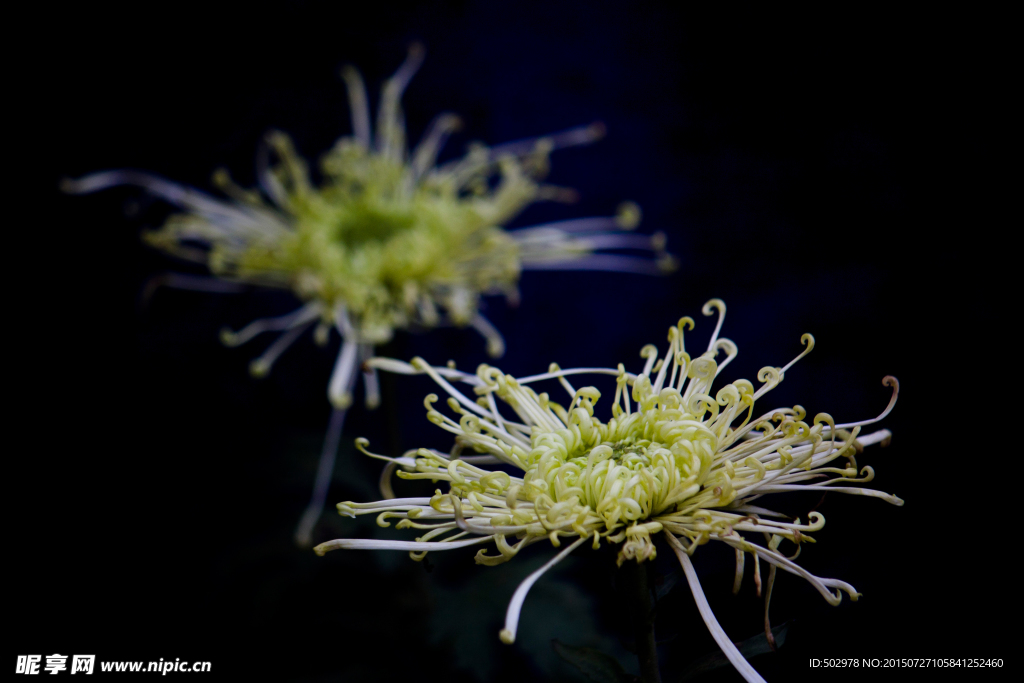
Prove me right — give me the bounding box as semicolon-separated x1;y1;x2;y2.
625;560;662;683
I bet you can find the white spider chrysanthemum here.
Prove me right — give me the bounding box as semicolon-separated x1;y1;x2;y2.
315;299;901;682
63;45;674;545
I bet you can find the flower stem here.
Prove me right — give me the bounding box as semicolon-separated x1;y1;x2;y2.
294;406;348;548
625;560;662;683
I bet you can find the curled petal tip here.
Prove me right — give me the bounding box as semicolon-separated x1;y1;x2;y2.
657;254;679;273
615;201;642;230
219;327;238;346
249;360;270;378
313;539;347;555
314;324;330;347
702;298;726;316
330;392;353;410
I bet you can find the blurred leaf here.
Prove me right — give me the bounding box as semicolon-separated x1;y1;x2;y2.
552;639;639;683
679;621;791;681
654;568;682;601
426;553;630;681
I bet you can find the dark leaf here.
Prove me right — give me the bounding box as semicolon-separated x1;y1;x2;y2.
679;621;791;681
654;568;682;601
552;639;640;683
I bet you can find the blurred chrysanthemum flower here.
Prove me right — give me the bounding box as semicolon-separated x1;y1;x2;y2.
315;299;901;682
63;45;674;545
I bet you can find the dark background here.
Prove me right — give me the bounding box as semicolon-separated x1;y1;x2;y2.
11;2;1012;680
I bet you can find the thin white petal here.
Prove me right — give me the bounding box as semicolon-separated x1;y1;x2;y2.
520;255;665;275
294;407;348;548
340;66;372;149
470;313;505;358
833;377;899;429
499;534;589;644
665;532;766;683
222;303;319;347
327;339;359;409
314;534;492;556
749;485;903;505
359;344;381;409
249;320;315;377
486;121;605;159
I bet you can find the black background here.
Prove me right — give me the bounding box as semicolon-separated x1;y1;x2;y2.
11;2;1013;681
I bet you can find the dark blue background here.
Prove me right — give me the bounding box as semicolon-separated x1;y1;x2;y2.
11;2;1012;680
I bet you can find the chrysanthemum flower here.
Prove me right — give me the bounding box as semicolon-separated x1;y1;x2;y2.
63;45;674;545
315;299;901;682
